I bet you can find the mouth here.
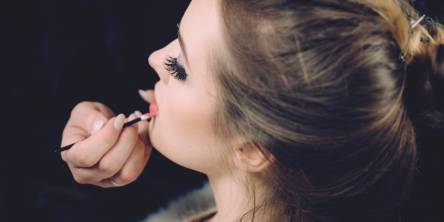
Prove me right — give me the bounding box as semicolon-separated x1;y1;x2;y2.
149;95;158;118
149;84;159;117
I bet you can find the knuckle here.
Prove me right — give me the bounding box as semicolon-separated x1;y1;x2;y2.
123;127;139;142
60;153;68;162
76;101;92;109
72;101;90;115
61;127;70;137
98;132;117;148
96;183;109;189
99;159;120;175
73;174;88;184
119;170;138;183
128;125;138;134
102;138;115;149
72;151;96;167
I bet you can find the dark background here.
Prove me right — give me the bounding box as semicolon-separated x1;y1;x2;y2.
2;0;443;222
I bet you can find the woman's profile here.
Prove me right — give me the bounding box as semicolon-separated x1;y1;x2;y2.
60;0;444;221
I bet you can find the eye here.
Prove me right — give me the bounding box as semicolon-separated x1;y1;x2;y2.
164;56;188;81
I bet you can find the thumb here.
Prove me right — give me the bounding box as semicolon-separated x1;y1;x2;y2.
61;114;127;167
138;89;154;103
62;102;111;146
69;102;111;135
77;108;109;136
89;116;106;135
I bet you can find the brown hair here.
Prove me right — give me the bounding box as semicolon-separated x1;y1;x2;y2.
211;0;444;221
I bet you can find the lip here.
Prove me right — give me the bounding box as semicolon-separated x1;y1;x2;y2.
153;82;160;105
149;82;160;117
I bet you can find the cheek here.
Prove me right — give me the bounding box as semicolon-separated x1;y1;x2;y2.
151;84;221;172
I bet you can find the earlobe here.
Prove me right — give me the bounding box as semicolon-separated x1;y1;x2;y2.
233;142;273;173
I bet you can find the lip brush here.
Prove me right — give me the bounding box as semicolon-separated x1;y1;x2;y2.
55;113;151;153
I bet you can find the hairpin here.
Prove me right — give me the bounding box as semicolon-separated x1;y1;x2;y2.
399;54;406;63
410;14;427;29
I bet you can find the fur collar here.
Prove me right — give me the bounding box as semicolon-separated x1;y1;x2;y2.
141;182;215;222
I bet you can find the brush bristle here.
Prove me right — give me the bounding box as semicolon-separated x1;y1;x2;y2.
141;114;151;121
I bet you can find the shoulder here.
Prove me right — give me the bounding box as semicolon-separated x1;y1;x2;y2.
141;182;215;222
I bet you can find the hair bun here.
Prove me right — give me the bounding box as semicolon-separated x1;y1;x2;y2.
404;42;444;129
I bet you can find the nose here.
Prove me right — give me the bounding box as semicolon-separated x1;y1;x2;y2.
148;48;170;85
147;39;180;85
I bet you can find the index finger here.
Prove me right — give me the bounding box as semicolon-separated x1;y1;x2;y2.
67;102;114;131
61;106;111;149
61;114;126;167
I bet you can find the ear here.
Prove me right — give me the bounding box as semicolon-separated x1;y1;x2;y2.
232;142;273;173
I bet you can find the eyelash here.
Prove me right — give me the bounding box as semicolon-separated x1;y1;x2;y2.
164;56;188;81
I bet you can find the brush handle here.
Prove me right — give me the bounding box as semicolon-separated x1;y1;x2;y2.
57;143;75;153
55;115;150;153
123;116;142;128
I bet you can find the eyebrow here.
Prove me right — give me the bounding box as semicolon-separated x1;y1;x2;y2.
177;23;191;67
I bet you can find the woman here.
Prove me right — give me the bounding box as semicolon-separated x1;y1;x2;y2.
60;0;444;221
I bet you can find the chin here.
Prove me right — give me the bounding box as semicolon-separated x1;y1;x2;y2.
147;118;211;174
152;141;207;174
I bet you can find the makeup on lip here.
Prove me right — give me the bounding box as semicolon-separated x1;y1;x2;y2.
138;89;158;117
149;103;158;117
55;112;153;153
148;89;158;117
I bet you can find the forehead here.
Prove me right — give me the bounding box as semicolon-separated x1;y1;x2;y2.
181;0;221;36
180;0;223;70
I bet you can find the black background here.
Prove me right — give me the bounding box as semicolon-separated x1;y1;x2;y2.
2;0;443;222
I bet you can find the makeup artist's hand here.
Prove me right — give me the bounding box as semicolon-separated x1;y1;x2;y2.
60;102;152;188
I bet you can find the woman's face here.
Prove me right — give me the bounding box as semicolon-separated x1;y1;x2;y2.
147;0;227;174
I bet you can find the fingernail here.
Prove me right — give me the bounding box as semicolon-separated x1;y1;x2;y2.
114;114;125;130
91;120;104;134
128;113;136;121
134;110;142;117
138;89;151;103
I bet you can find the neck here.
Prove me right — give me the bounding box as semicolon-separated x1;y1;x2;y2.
206;171;270;222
